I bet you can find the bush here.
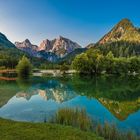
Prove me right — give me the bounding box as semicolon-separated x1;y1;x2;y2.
16;56;32;78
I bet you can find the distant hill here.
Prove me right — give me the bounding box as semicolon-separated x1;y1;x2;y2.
0;32;15;48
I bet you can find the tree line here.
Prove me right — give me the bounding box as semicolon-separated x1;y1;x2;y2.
72;48;140;75
96;41;140;57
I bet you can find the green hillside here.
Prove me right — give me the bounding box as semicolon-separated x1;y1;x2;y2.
0;32;15;48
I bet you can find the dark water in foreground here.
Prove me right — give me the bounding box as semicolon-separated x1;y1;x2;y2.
0;75;140;134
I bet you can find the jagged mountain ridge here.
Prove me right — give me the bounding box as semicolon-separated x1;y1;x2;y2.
15;36;82;59
38;36;82;57
15;39;38;57
14;36;83;62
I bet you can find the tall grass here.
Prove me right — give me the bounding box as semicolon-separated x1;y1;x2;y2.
95;122;139;140
50;108;92;131
50;107;140;140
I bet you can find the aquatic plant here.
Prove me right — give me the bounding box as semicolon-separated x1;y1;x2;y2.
50;107;140;140
51;108;92;131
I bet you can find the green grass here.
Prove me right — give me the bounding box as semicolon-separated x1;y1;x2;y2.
0;118;103;140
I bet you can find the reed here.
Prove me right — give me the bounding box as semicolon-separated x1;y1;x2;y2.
50;107;140;140
95;122;139;140
51;108;92;131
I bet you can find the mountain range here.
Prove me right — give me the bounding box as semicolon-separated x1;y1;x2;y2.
14;36;82;62
1;18;140;63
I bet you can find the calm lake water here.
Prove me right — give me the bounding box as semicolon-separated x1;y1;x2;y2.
0;75;140;134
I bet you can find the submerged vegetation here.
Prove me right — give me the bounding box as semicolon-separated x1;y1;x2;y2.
50;108;140;140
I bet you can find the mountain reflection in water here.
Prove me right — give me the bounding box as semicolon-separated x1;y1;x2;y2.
0;75;140;134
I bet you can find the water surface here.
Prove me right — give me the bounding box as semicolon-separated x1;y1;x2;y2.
0;75;140;134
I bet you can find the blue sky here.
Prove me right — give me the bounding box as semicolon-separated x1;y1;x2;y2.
0;0;140;46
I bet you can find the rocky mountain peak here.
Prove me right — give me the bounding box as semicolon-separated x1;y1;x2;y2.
38;36;81;57
58;35;64;40
15;39;37;49
15;39;38;57
24;39;31;44
38;39;51;51
98;19;138;45
116;18;133;28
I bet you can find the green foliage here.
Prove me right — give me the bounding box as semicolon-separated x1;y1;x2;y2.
72;53;90;73
104;51;114;74
60;63;69;73
129;56;140;73
72;49;105;74
72;48;140;75
97;41;140;57
0;45;51;69
40;63;61;70
16;56;32;77
0;45;24;68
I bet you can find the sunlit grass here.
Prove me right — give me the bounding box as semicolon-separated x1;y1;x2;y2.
0;118;103;140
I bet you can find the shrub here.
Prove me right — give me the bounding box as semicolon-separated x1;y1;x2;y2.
16;56;32;78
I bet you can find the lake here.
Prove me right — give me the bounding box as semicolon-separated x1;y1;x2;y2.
0;75;140;135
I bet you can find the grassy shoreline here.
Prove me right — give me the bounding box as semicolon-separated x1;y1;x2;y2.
0;118;103;140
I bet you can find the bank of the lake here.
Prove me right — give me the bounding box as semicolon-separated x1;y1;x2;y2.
0;118;103;140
